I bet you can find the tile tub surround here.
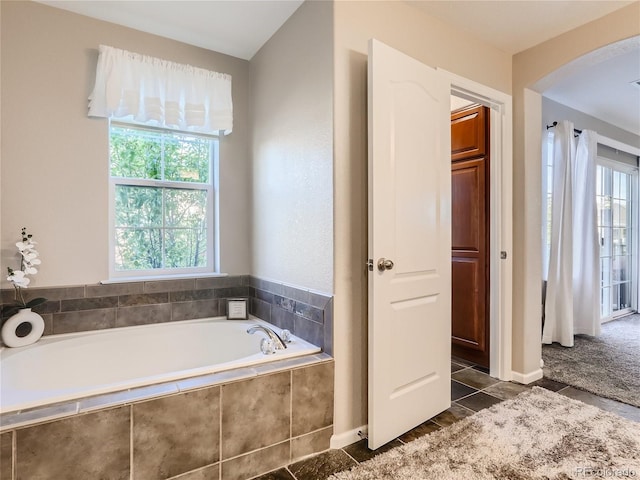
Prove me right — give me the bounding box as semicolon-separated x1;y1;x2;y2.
0;275;333;352
0;358;334;480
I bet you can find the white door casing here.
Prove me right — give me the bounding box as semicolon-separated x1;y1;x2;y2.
367;39;452;449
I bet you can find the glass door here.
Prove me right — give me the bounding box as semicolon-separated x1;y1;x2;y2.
596;160;637;320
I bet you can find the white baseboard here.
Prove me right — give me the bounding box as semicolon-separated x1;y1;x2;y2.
330;425;367;449
511;368;543;385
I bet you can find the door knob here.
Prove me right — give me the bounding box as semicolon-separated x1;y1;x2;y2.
377;258;394;272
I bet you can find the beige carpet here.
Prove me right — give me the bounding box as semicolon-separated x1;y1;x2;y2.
330;387;640;480
543;314;640;408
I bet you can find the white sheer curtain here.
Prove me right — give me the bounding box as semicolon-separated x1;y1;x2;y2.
573;130;601;337
88;45;232;135
543;121;600;346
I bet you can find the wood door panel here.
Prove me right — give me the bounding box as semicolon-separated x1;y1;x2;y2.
451;257;485;349
451;105;487;162
452;159;485;252
451;103;489;367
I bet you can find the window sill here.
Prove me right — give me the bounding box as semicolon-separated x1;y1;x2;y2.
100;273;229;284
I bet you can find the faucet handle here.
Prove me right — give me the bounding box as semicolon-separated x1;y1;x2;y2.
260;338;276;355
280;329;292;343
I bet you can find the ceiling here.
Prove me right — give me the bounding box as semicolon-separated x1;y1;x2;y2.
37;0;640;135
37;0;305;60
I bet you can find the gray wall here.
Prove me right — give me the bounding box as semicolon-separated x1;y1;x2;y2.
249;1;334;294
0;1;252;287
542;97;640;165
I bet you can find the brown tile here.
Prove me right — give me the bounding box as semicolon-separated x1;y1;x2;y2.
451;380;477;400
398;420;442;443
253;468;295;480
432;403;475;427
274;295;295;312
255;289;275;304
248;277;284;296
472;364;491;374
221;441;290;480
292;362;334;437
118;292;168;306
171;299;219;321
1;432;12;480
168;464;220;480
323;298;334;355
86;282;144;298
343;438;402;463
559;387;640;423
40;313;53;336
291;426;333;461
288;449;356;480
1;289;14;304
52;308;116;334
530;377;569;392
451;362;466;373
250;297;271;322
195;276;244;290
133;387;220;480
31;300;60;315
221;372;290;459
144;279;196;293
214;287;250;299
452;369;500;390
79;382;179;413
6;286;85;302
271;306;296;332
293;316;323;349
282;286;310;305
293;303;323;324
456;392;503;412
483;381;532;400
1;401;78;430
16;406;130;480
451;356;476;367
308;292;331;310
115;303;171;327
60;296;119;312
170;289;216;302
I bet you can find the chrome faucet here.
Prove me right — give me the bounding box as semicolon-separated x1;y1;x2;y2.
247;325;287;350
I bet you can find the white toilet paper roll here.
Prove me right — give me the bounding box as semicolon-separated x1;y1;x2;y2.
1;308;45;348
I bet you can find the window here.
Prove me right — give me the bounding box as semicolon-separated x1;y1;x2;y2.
596;161;637;319
109;122;217;278
542;131;554;280
542;132;638;321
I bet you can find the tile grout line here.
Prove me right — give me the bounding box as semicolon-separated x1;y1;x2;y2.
341;447;361;465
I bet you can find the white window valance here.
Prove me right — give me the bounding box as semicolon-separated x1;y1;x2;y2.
88;45;232;135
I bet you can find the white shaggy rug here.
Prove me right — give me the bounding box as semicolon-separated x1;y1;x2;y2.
330;387;640;480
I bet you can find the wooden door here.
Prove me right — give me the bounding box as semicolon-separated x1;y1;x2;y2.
451;104;490;367
368;39;451;449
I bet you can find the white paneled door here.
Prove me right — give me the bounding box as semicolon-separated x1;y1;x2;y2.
367;39;452;449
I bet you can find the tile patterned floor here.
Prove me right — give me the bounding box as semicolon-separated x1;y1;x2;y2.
254;357;640;480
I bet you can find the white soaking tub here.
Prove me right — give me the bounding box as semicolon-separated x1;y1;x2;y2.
0;317;320;414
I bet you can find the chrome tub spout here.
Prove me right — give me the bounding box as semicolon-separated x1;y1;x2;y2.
247;325;287;352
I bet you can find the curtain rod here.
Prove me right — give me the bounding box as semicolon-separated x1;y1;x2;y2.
546;121;582;135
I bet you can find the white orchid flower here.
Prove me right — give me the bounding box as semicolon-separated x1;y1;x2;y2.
22;251;40;262
8;270;30;288
24;265;38;275
16;241;33;252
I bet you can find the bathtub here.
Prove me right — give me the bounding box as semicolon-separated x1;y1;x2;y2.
0;317;320;414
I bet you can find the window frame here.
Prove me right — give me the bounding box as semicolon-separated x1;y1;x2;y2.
108;120;218;280
596;156;638;322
